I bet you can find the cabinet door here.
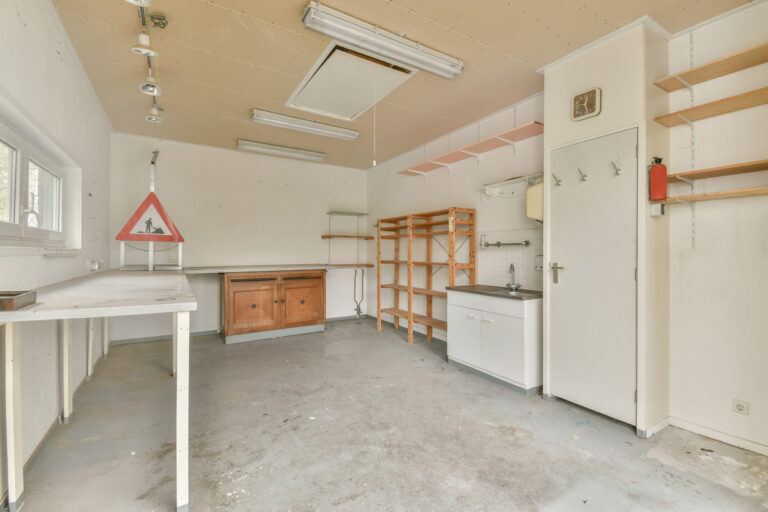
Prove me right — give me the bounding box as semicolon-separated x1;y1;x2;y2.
280;277;325;328
447;305;483;364
480;311;525;385
227;279;279;335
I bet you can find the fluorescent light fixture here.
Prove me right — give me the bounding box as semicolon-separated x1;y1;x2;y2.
139;75;162;96
236;139;326;162
131;33;158;57
301;1;463;79
250;109;359;141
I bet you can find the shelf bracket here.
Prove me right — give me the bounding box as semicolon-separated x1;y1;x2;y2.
673;75;694;90
496;137;517;155
676;176;695;186
677;113;694;126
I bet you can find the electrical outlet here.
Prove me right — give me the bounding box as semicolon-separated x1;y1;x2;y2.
732;399;750;416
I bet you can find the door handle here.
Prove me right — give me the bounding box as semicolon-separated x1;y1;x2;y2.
551;262;565;284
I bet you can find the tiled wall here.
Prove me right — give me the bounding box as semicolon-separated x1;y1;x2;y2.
477;227;544;291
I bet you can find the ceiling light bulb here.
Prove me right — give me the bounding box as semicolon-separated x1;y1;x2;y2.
124;0;152;6
145;107;163;124
131;33;158;57
139;76;162;96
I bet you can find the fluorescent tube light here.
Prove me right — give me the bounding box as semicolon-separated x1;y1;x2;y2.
302;1;463;79
250;109;359;141
236;139;326;162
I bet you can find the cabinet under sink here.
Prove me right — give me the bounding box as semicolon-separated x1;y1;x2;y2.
446;287;542;393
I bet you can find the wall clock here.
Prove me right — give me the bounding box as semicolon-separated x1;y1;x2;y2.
572;88;602;121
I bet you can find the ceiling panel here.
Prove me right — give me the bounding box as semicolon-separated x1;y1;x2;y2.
52;0;748;169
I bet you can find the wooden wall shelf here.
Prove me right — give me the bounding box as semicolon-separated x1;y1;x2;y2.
377;207;476;344
667;158;768;183
654;42;768;92
654;87;768;127
321;235;374;240
655;186;768;205
397;122;543;176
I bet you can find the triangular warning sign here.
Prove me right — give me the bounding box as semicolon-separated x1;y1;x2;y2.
116;192;184;242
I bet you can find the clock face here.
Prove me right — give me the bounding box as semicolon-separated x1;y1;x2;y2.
572;88;602;120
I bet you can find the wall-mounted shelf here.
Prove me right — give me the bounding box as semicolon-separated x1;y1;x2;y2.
667;158;768;183
397;121;544;176
654;42;768;92
654;87;768;127
654;186;768;205
321;235;374;240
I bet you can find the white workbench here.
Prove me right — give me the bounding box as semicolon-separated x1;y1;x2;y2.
0;270;197;512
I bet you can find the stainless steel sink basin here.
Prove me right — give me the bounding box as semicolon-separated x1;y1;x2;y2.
445;285;543;300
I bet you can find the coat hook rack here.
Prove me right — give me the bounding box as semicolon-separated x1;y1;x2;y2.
611;161;622;175
552;173;562;186
577;168;588;182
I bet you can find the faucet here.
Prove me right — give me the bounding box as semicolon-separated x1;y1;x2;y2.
506;263;522;291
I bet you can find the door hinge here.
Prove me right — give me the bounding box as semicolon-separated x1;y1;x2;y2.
634;267;638;281
634;390;638;403
635;144;638;158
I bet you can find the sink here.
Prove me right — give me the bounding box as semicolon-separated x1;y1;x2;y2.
445;285;543;301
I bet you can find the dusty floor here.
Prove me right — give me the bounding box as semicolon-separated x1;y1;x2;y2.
22;319;768;511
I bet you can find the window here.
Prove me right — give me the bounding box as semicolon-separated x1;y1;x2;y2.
27;161;61;232
0;118;69;246
0;139;15;224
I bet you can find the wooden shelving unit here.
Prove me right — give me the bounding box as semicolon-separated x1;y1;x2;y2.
397;121;543;176
377;207;476;344
654;186;768;205
654;42;768;92
667;158;768;183
654;87;768;127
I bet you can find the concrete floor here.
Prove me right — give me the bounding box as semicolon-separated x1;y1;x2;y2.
21;319;768;511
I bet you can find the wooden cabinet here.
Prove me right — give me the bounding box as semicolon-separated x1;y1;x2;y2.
222;270;325;342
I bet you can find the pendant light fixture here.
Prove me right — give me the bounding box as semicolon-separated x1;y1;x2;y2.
139;75;162;96
131;33;158;57
145;106;163;124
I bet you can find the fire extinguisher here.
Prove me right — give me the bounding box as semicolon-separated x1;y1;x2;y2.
649;157;667;201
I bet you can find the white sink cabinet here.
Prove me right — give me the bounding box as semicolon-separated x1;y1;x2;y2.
447;290;542;393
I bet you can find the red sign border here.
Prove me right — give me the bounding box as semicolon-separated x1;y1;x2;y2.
115;192;184;242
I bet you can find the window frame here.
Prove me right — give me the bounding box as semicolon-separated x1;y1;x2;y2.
0;118;66;245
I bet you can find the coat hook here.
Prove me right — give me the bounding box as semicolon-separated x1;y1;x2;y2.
577;168;588;182
552;173;562;186
611;161;622;175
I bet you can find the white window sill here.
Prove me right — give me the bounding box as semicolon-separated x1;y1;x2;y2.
0;246;80;258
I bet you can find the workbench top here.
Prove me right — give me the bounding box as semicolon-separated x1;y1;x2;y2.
0;270;197;323
184;264;370;274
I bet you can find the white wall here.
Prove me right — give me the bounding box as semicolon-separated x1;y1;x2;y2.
0;0;112;496
366;94;545;339
109;134;369;340
667;3;768;452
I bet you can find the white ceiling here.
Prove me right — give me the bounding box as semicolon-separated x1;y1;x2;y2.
52;0;747;169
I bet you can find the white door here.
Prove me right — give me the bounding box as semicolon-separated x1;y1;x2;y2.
549;128;637;425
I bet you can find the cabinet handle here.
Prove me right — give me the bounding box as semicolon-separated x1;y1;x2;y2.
281;299;285;303
482;318;495;323
467;314;479;320
273;300;278;304
300;299;305;304
250;304;257;309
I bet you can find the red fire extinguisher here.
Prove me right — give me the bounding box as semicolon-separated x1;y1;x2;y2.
649;157;667;201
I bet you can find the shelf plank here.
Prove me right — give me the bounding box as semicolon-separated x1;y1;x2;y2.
432;150;473;165
327;211;368;216
659;186;768;204
321;235;374;240
655;42;768;92
381;307;447;331
381;284;447;298
655;87;768;127
497;121;545;142
667;158;768;183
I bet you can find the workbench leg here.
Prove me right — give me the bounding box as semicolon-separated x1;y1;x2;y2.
102;317;110;360
174;311;190;512
86;318;95;380
172;313;178;378
60;319;72;424
4;322;24;511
